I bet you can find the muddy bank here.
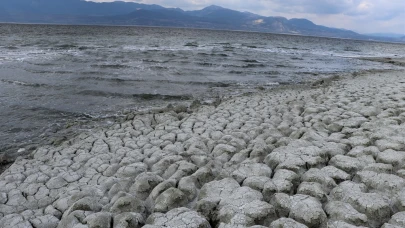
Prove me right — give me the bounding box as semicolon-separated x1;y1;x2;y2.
358;57;405;66
1;69;405;227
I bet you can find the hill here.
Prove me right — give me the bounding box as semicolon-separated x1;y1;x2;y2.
0;1;401;42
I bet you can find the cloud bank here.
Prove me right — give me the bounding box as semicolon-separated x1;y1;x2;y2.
89;0;405;34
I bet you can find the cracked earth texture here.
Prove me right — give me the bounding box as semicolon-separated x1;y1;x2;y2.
1;70;405;228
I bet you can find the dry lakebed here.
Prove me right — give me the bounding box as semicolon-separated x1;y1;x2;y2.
1;61;405;227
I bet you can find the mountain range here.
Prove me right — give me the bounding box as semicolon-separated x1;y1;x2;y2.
0;0;403;42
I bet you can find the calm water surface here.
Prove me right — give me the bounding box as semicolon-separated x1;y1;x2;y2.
1;24;405;156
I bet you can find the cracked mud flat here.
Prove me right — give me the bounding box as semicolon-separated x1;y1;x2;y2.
2;69;405;228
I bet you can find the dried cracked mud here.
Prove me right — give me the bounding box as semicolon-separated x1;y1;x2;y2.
2;70;405;228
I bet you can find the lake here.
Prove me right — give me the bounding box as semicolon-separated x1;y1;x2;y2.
0;23;404;158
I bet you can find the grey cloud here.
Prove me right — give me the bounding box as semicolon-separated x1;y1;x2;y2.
374;10;404;21
270;0;404;22
271;0;358;14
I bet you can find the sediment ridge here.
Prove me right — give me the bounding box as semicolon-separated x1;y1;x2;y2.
1;68;405;227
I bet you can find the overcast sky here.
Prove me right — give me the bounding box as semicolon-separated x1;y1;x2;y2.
90;0;405;34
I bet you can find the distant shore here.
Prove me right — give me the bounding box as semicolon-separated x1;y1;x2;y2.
1;22;404;45
1;58;405;227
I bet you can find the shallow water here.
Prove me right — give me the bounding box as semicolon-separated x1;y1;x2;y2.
1;24;404;156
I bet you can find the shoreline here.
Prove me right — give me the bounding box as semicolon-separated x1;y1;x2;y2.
0;69;343;174
1;60;405;227
358;57;405;66
0;69;344;175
